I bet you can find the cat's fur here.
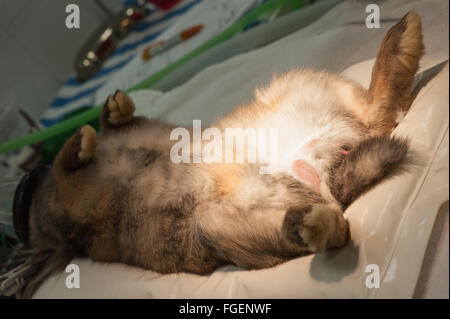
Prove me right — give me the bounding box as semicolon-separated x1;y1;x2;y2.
20;12;423;297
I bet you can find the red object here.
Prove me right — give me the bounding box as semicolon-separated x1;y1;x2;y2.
131;11;144;19
180;24;203;40
96;37;113;60
147;0;181;10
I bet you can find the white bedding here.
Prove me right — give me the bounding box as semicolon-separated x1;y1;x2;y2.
34;0;449;298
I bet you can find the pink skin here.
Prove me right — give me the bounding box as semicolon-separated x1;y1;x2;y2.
293;138;321;193
298;138;320;156
292;159;321;193
292;139;349;193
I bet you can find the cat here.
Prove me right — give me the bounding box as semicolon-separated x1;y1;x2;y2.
20;11;423;298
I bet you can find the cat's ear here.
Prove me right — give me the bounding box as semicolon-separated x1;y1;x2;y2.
367;11;424;135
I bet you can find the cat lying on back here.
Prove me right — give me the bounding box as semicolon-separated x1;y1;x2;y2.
22;12;423;297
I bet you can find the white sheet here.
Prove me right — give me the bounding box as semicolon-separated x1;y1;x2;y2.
34;0;449;298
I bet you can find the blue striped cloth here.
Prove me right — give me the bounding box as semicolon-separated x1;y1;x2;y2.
40;0;202;127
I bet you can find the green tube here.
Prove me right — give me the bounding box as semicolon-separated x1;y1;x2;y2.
0;0;302;155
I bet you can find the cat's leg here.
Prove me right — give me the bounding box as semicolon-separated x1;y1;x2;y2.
54;125;96;171
53;125;97;211
329;136;409;209
282;204;349;252
100;90;149;134
367;11;424;135
195;202;349;270
194;204;302;269
341;12;424;136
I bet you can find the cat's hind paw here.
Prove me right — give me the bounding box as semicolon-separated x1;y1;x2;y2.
283;205;336;252
298;205;335;252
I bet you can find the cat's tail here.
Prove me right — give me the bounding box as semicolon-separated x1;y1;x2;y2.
367;11;424;135
329;136;410;209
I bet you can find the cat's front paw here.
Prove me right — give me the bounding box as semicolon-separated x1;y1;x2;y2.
282;205;336;252
106;90;135;125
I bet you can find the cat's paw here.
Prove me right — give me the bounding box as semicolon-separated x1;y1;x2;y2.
106;90;135;125
283;205;335;252
78;125;97;162
298;205;335;252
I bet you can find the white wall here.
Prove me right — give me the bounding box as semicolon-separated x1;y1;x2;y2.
0;0;123;119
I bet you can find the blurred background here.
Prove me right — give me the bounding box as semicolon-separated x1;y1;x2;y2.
0;0;124;119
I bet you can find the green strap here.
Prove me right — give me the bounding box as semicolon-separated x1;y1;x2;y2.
0;0;302;155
